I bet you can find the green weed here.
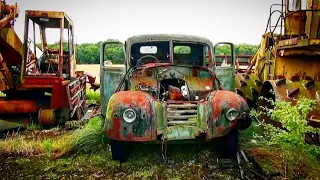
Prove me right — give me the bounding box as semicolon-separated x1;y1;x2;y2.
248;96;320;179
86;88;100;103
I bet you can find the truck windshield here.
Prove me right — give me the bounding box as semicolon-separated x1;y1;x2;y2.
172;42;208;66
130;41;170;66
130;41;210;67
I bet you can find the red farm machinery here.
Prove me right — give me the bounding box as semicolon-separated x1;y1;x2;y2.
0;0;98;132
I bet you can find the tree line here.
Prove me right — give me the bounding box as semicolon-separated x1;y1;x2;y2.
47;39;259;64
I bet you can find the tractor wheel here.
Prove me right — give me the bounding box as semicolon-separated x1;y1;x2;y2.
218;129;239;159
110;139;129;162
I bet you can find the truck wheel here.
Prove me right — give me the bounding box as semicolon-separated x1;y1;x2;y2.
110;140;129;162
219;129;239;159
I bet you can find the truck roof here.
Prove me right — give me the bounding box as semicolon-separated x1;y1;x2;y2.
125;34;213;46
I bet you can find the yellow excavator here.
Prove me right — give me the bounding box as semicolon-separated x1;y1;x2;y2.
235;0;320;139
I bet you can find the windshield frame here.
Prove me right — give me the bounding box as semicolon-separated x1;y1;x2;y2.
127;39;212;68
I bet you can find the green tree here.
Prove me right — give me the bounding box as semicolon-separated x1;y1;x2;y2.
46;40;259;64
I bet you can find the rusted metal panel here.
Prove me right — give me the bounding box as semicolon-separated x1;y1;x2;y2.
25;10;74;27
66;75;87;120
275;56;320;81
207;90;250;138
197;101;208;129
26;10;65;19
260;79;320;119
106;91;157;141
100;65;125;116
130;65;215;92
215;66;235;91
278;38;299;47
18;77;62;89
0;2;18;29
165;126;204;140
38;108;56;125
234;73;262;109
155;101;166;134
1;28;23;60
278;39;320;49
166;102;197;122
0;100;37;114
51;83;69;109
305;0;320;39
0;53;13;90
284;5;306;36
125;34;214;48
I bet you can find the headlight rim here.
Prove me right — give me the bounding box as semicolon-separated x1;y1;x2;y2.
122;108;137;123
225;108;240;121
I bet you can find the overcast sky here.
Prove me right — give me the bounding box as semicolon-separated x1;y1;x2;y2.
7;0;282;44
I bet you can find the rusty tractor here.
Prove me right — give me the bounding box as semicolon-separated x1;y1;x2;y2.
100;34;252;162
234;0;320;142
0;1;98;132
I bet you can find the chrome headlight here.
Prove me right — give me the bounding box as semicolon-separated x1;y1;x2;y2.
123;108;137;123
226;108;240;121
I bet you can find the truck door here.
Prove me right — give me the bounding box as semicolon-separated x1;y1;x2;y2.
213;42;236;91
100;41;126;116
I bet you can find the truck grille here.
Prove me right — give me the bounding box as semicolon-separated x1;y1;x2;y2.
166;102;198;126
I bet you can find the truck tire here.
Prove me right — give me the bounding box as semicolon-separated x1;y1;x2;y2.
218;129;239;159
110;140;129;162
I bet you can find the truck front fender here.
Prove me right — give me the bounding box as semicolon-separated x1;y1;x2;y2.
207;90;251;138
105;90;156;141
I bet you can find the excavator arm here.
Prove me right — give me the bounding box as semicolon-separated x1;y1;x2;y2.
0;0;21;91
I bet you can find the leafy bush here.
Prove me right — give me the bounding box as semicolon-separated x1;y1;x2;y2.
249;95;320;178
86;88;101;103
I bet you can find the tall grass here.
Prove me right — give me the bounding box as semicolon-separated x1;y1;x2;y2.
0;116;108;158
0;134;43;156
52;116;108;158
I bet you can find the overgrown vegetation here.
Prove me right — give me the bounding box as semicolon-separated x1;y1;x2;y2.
52;116;107;158
248;95;320;179
86;88;101;104
0;117;245;179
0;116;105;158
2;88;320;179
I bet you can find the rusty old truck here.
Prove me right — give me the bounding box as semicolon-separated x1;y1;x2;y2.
100;34;252;162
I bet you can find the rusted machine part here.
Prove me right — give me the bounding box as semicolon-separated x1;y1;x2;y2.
235;72;262;109
0;100;37;113
86;73;100;91
0;1;19;29
38;108;56;126
65;106;101;129
65;120;85;129
258;78;320;143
